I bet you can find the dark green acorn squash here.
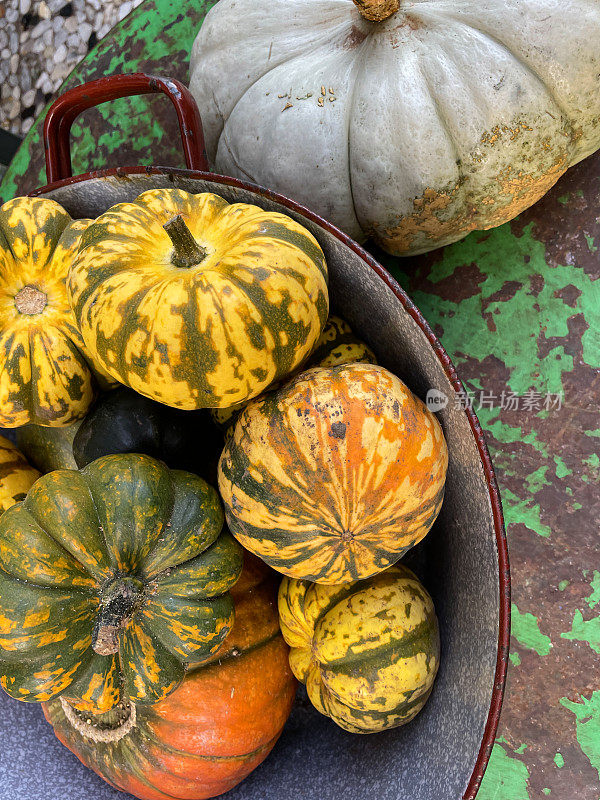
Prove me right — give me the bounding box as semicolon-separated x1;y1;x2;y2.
0;453;242;714
72;387;223;482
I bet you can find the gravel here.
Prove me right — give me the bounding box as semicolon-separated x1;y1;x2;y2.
0;0;145;138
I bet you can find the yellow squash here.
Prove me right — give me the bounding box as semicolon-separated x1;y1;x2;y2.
278;564;440;733
67;189;329;410
0;197;101;427
0;434;40;512
219;363;448;584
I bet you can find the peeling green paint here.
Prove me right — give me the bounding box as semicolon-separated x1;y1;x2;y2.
554;753;564;768
512;604;552;655
509;652;522;667
478;743;531;800
560;692;600;781
585;234;598;253
561;610;600;653
502;490;552;537
558;580;569;591
553;456;571;478
525;465;551;494
586;572;600;610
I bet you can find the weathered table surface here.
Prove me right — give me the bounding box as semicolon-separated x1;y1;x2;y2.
1;1;599;797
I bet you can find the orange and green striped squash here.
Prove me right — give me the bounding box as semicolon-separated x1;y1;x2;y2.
0;197;103;427
67;188;329;410
210;314;377;431
278;564;440;733
0;453;242;714
0;434;40;512
219;363;448;584
42;553;296;800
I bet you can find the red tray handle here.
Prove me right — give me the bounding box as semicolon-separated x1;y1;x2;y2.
43;73;208;183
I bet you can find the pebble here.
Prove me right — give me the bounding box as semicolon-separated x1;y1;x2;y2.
0;0;146;137
53;43;67;63
21;88;35;107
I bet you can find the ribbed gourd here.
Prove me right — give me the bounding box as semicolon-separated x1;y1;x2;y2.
0;454;242;713
67;188;329;410
219;363;448;584
278;564;440;733
42;555;296;800
0;197;101;427
0;434;40;512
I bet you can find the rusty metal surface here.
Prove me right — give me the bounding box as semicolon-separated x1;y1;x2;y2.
1;1;599;797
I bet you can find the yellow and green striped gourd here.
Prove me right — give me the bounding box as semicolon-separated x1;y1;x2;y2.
278;564;440;733
67;189;329;410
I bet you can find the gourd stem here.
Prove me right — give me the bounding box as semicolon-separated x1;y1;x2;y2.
92;577;144;656
15;285;47;315
163;214;207;268
352;0;399;21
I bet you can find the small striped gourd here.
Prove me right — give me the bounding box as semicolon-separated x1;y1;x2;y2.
219;363;448;584
211;313;377;431
67;189;329;410
0;454;242;713
0;434;40;512
0;197;102;427
278;564;440;733
42;555;296;800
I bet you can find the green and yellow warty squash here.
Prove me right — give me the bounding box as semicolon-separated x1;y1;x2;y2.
0;434;40;512
278;564;440;733
0;453;242;713
219;363;448;584
0;197;102;427
211;314;377;430
67;189;329;410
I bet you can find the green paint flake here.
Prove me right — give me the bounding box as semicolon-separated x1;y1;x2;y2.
509;652;522;666
558;580;570;591
586;572;600;609
478;743;531;800
554;753;565;768
512;604;552;655
515;744;528;755
585;429;600;439
524;465;551;494
557;193;570;205
560;691;600;780
554;456;572;478
561;610;600;653
502;489;552;537
585;234;598;253
386;221;600;395
572;501;583;510
542;789;551;795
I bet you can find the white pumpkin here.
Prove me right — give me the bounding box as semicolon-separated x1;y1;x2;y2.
190;0;600;256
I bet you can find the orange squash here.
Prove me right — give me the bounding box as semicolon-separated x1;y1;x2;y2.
42;556;296;800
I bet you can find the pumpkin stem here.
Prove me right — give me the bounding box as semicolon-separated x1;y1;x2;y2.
92;576;145;656
352;0;399;21
163;214;208;268
15;285;47;315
